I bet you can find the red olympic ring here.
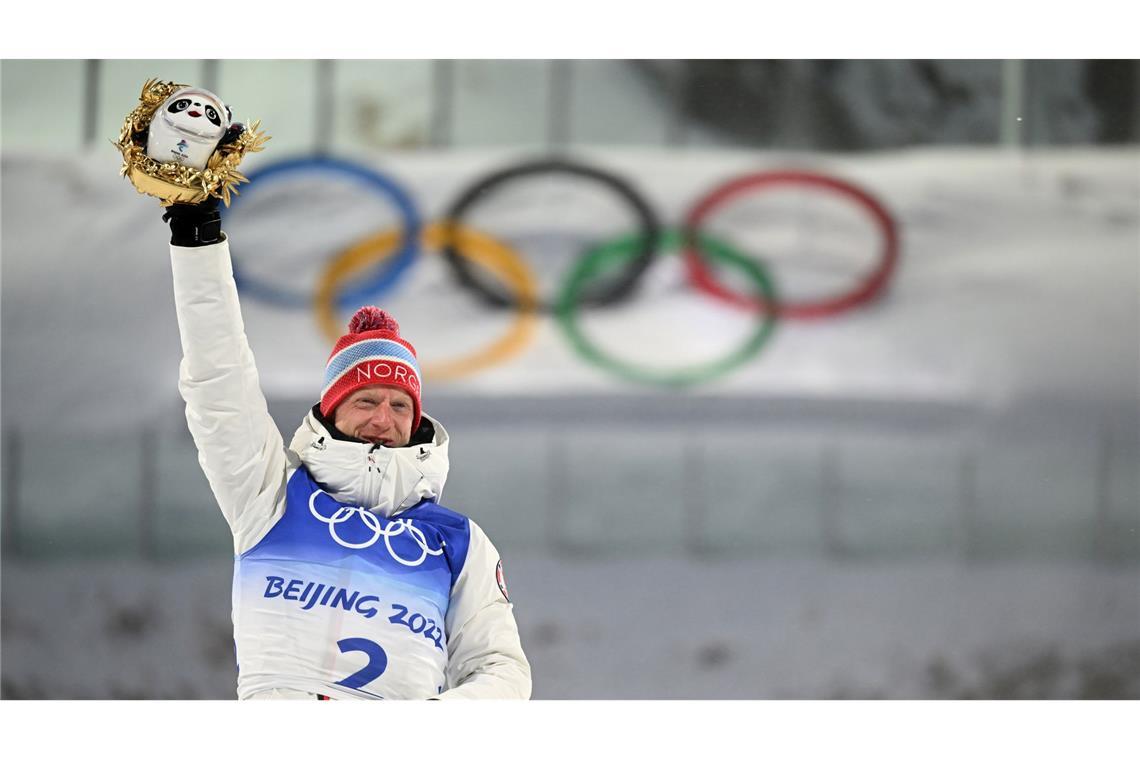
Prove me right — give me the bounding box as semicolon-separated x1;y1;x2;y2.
682;170;900;319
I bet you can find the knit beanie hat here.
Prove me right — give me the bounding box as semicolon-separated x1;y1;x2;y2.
320;306;422;432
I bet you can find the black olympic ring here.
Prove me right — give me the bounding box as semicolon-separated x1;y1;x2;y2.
440;157;662;312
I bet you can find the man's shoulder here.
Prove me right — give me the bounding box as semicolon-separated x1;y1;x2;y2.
404;500;472;532
404;501;482;582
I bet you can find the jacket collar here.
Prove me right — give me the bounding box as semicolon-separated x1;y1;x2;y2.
288;409;450;518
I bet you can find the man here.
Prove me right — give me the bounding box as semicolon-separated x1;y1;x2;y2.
162;199;531;700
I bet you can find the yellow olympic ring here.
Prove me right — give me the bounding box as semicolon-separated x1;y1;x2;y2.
315;223;540;382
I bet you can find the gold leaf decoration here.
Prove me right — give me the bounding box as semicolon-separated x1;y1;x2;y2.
113;79;270;206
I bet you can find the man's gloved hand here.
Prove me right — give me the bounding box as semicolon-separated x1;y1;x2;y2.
162;196;223;247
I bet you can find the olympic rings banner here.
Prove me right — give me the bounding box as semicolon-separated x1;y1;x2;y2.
218;150;902;395
4;146;1138;432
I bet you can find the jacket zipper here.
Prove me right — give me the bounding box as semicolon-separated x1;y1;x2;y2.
365;443;381;505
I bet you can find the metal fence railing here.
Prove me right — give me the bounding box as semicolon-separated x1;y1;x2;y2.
3;413;1136;562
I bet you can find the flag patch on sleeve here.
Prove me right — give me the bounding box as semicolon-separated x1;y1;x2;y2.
495;560;510;602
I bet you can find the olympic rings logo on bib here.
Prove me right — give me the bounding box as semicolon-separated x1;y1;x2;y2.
308;489;444;566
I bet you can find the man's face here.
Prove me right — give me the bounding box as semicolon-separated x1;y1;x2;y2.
332;385;414;447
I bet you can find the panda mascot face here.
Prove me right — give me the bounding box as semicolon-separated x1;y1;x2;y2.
145;87;232;170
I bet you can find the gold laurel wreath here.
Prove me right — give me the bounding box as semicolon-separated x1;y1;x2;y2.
114;78;270;206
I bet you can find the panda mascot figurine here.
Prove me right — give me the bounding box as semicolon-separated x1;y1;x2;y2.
115;79;268;206
146;86;236;170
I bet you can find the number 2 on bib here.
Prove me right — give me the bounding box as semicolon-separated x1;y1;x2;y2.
334;637;388;689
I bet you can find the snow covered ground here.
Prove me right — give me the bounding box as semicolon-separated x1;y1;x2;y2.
3;555;1137;699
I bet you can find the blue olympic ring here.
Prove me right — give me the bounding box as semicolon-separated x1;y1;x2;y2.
220;155;422;309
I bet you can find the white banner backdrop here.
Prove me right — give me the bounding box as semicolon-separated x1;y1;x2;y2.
1;147;1137;432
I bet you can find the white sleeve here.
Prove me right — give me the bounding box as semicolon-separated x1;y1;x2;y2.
170;238;291;555
437;520;532;699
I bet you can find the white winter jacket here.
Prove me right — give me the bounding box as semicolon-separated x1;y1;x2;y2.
170;237;531;700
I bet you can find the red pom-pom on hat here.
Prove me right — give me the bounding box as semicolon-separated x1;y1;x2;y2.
348;306;400;335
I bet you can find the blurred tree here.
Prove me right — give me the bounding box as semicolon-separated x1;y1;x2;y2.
1085;59;1139;144
635;60;1138;150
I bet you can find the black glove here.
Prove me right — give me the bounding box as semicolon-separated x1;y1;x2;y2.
162;196;223;247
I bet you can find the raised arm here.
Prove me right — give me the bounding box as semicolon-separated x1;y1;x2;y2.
165;201;291;554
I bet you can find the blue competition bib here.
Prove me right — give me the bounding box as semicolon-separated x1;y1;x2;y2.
231;467;472;699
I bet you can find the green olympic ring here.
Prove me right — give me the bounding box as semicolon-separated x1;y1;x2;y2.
555;230;779;388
